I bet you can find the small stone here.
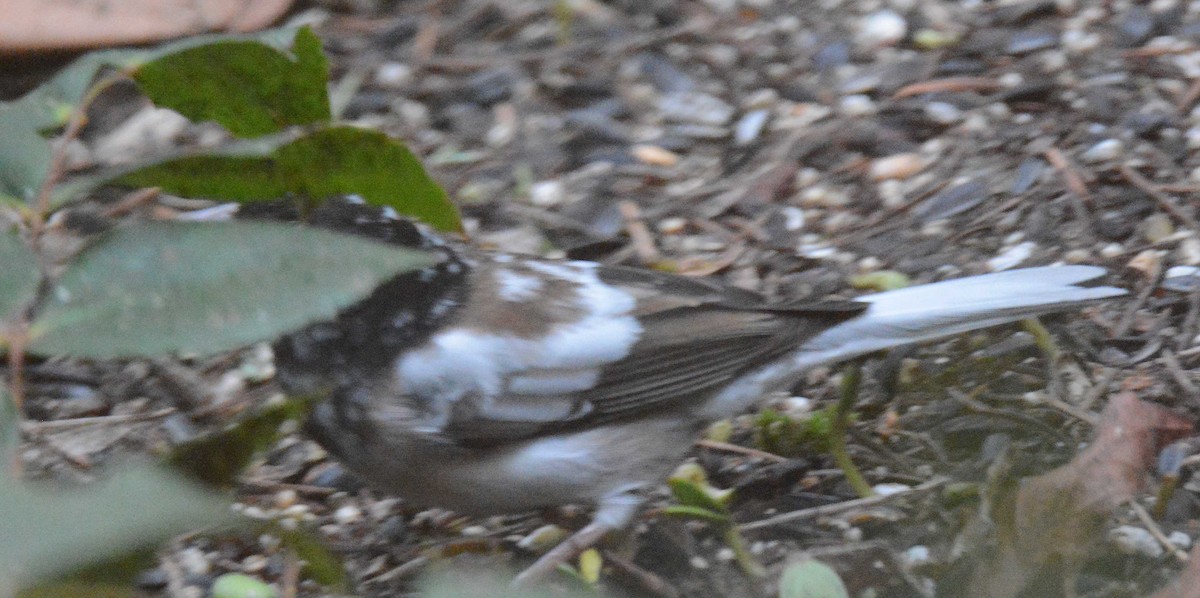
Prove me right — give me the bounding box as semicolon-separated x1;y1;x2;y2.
631;144;680;166
657;217;688;234
659;91;734;126
1169;531;1192;549
857;10;908;47
1163;266;1200;293
988;241;1036;271
690;555;710;569
460;525;489;537
374;62;413;88
1142;213;1174;243
902;545;931;567
1110;525;1163;558
281;504;310;519
1127;249;1165;279
333;504;363;525
1099;242;1126;259
924;101;962;124
780;206;806;231
274;489;298;510
241;554;269;573
1080;138;1123;163
178;547;211;576
872;483;912;496
734;109;770;146
528;180;566;207
1178;236;1200;265
838;94;876;116
869;153;925;181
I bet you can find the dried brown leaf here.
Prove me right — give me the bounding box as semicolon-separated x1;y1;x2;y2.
966;391;1192;598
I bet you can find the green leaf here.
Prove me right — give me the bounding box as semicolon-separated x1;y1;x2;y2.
660;504;730;525
29;220;435;358
0;111;53;202
0;229;40;325
0;26;310;204
170;395;315;488
0;465;234;590
778;559;850;598
132;27;330;137
211;573;278;598
667;477;732;514
114;126;462;232
272;527;349;589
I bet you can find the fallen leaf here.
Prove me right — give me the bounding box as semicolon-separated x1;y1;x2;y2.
962;391;1192;598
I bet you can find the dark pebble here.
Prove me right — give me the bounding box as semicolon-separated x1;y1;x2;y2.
1116;6;1157;47
913;180;988;222
1005;29;1060;55
637;52;696;93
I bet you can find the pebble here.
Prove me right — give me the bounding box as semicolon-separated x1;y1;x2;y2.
987;241;1036;271
178;547;211;576
659;91;734;126
1142;213;1174;243
1080;138;1123;163
1099;242;1126;259
1169;531;1192;550
734;109;770;146
925;101;963;124
631;144;681;166
838;94;876;116
374;61;413;88
872;483;912;496
869;153;926;181
1179;236;1200;265
1163;266;1200;293
333;504;363;525
857;10;908;47
528;180;566;207
657;217;688;234
902;545;932;567
274;489;298;510
460;525;489;537
1127;249;1165;279
241;554;269;573
1110;525;1163;558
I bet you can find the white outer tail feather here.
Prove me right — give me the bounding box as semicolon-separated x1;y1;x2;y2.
702;265;1125;418
796;265;1125;367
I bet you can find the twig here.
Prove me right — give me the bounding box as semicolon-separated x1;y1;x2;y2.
281;549;301;598
694;439;788;463
892;77;1002;99
618;200;661;265
19;408;176;432
740;477;946;531
1130;501;1190;562
1043;147;1093;205
1161;349;1200;399
603;552;681;598
1119;165;1200;235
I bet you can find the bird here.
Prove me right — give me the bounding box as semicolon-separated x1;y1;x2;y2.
261;197;1127;584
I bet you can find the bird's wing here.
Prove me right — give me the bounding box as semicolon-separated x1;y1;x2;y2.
408;259;865;445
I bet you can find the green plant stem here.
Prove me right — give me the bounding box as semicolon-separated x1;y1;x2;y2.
830;362;874;498
722;525;765;579
1021;317;1060;363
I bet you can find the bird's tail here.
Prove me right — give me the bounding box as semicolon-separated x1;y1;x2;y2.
792;265;1126;369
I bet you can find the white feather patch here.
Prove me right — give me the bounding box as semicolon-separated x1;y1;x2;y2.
496;269;544;302
397;260;641;424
